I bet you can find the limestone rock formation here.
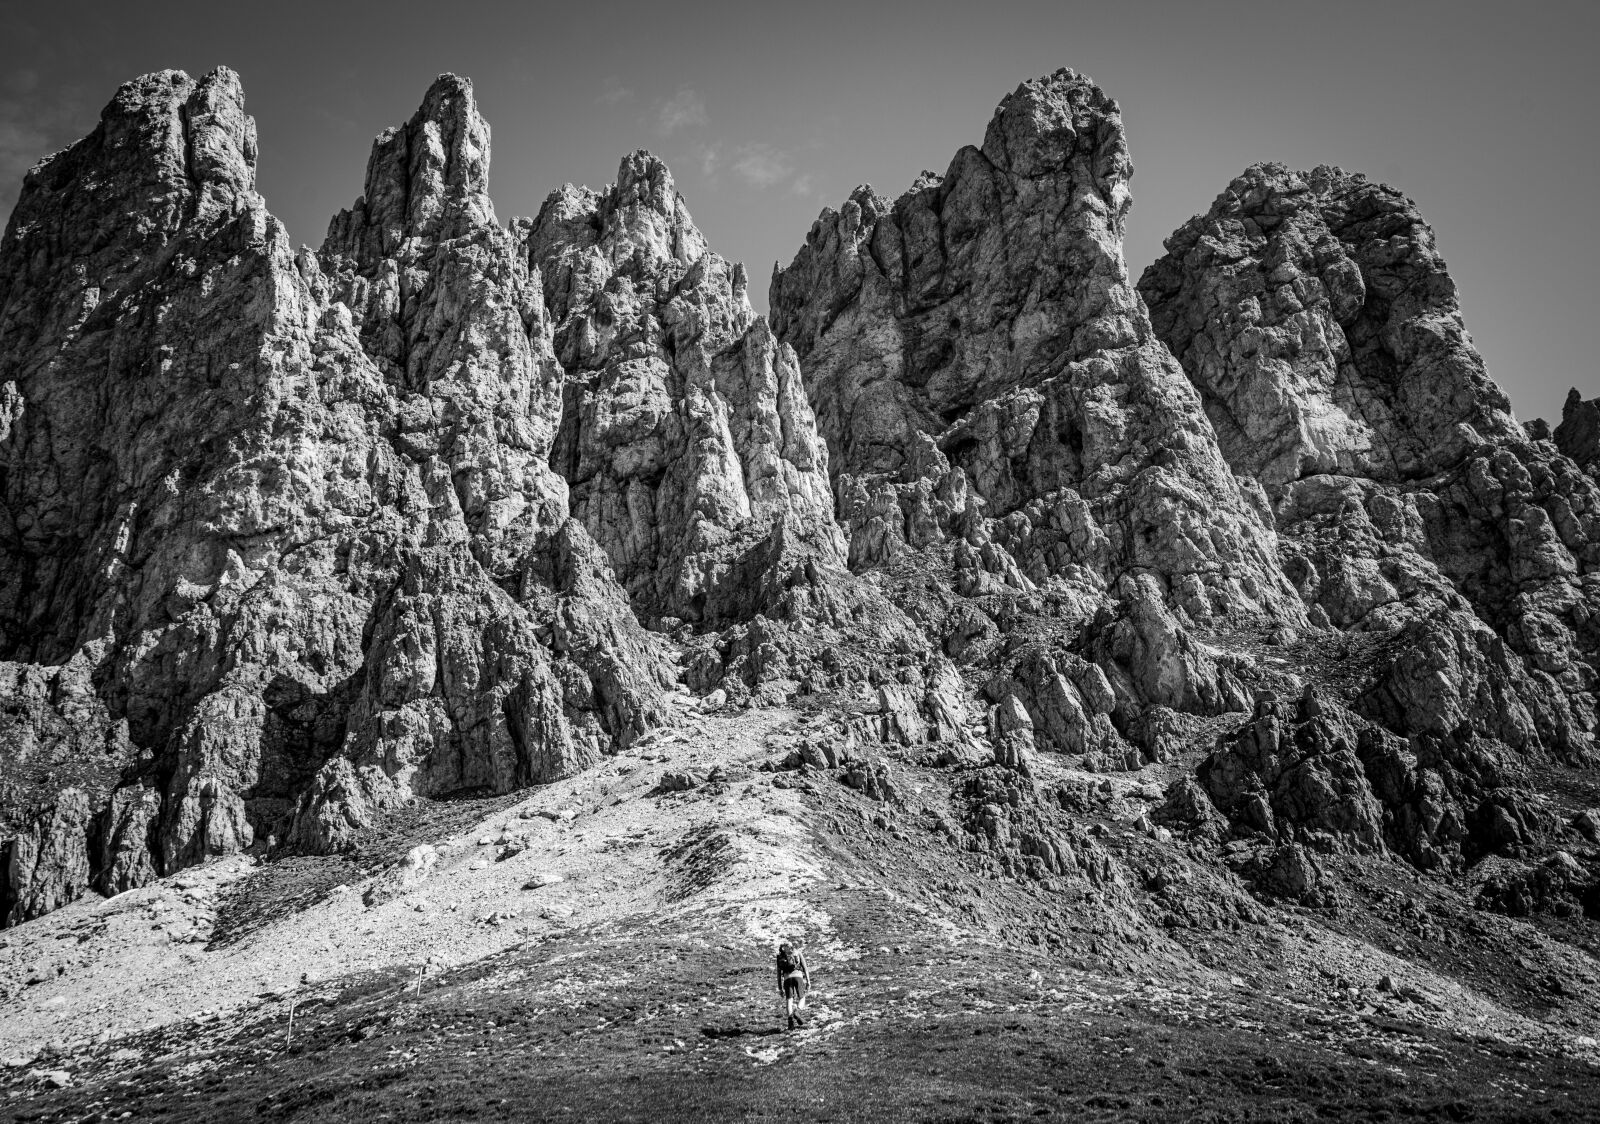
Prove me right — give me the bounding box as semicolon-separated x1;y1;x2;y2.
521;150;922;694
771;68;1304;753
522;153;839;624
2;62;1595;941
0;65;932;926
1555;388;1600;474
311;76;675;802
0;70;674;924
0;657;139;924
1180;678;1576;882
1141;164;1599;778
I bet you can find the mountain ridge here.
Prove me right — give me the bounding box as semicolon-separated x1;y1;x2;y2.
0;62;1597;1120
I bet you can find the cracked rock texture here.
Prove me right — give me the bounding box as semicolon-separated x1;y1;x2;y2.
2;64;1596;935
522;153;842;627
770;68;1304;734
1141;164;1599;874
1554;388;1599;475
1141;163;1599;767
0;70;678;924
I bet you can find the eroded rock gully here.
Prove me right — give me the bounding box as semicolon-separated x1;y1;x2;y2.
1;66;1596;936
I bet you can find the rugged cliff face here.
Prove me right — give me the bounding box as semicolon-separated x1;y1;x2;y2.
0;68;358;920
523;154;840;628
520;152;929;705
1140;164;1598;747
769;69;1311;772
1555;388;1600;474
1;65;1596;942
0;71;681;923
1140;163;1599;869
769;69;1299;625
0;68;928;925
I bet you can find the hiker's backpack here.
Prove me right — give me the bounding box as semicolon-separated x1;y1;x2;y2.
777;947;798;975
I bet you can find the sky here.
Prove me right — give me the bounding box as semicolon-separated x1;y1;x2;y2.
1;0;1594;420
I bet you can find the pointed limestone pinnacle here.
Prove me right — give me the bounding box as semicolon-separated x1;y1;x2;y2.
0;63;678;924
1139;161;1524;486
769;65;1307;633
1142;158;1600;762
180;66;258;204
326;72;494;258
979;67;1133;226
518;146;854;627
3;66;258;252
1554;386;1599;471
528;150;714;328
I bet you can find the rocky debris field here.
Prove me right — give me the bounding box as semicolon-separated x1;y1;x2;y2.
4;694;1600;1121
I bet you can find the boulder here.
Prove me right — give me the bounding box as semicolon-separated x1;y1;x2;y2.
362;845;439;908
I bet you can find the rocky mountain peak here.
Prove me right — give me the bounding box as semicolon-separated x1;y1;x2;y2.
4;73;1600;1108
610;150;710;268
0;69;685;923
529;151;717;332
175;67;258;206
772;66;1145;427
980;66;1132;216
519;149;846;632
1555;387;1599;472
770;68;1301;647
1142;156;1600;809
326;72;494;259
3;67;258;268
1140;161;1523;487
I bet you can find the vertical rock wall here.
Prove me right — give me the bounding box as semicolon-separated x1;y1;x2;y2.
0;70;675;923
770;70;1302;633
770;69;1306;746
523;153;842;628
1140;164;1599;761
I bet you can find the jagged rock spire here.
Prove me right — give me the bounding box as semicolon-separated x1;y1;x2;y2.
0;69;673;925
1555;387;1599;472
980;66;1133;212
522;151;842;628
771;67;1304;736
0;66;898;927
326;73;494;258
1140;163;1523;486
1141;161;1599;764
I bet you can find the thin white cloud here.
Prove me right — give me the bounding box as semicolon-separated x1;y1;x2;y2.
731;143;794;190
790;173;817;198
597;77;633;106
656;88;708;135
697;143;721;179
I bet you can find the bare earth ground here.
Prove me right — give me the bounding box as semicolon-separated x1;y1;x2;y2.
3;688;1599;1122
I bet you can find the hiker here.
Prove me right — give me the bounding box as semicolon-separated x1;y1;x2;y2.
775;940;811;1029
